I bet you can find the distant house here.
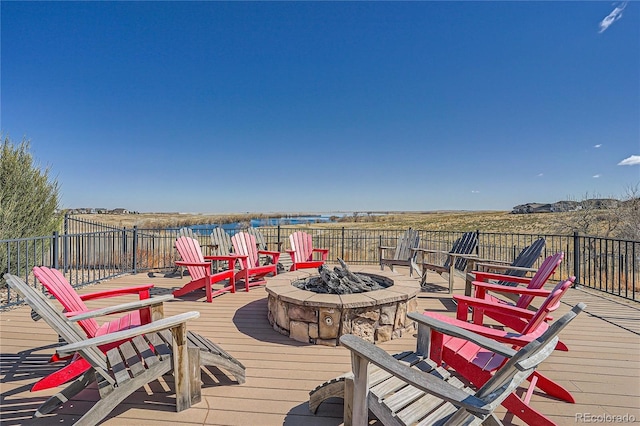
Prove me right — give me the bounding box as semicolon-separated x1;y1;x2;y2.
110;208;129;214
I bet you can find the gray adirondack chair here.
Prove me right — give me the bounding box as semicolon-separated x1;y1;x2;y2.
464;237;546;296
4;273;245;425
209;227;236;272
310;303;584;426
417;231;479;293
379;228;421;276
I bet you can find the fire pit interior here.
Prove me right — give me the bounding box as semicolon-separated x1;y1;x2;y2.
266;260;420;346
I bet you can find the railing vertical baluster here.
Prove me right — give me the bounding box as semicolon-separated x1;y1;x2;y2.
573;232;581;287
53;231;59;269
132;226;138;274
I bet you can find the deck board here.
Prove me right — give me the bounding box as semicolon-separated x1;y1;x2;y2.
1;267;639;425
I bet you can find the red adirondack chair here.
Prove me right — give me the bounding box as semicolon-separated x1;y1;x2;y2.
31;266;157;390
458;252;565;328
423;277;575;426
173;236;237;302
231;231;279;291
287;231;329;271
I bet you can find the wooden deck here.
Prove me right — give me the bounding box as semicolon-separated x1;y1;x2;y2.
1;268;639;425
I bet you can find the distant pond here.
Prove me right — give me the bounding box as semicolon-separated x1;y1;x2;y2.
188;214;340;235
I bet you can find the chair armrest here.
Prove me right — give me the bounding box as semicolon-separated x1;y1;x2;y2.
473;271;533;285
204;255;246;261
453;295;538;320
258;250;281;263
312;248;329;253
475;263;537;274
175;260;211;267
79;284;154;301
407;312;517;358
258;250;281;256
57;311;200;358
339;334;492;416
414;311;540;348
472;281;552;297
66;295;174;322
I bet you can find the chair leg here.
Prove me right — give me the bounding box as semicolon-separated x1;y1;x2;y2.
35;370;95;416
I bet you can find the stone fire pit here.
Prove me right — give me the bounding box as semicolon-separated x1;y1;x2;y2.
265;264;420;346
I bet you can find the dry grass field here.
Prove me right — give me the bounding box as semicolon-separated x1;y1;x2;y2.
76;210;589;235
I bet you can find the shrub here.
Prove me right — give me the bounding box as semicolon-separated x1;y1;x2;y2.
1;136;62;275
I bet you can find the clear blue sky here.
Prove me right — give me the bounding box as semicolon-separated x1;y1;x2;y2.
2;1;638;213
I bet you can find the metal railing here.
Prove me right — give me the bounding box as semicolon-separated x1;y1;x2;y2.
1;217;638;308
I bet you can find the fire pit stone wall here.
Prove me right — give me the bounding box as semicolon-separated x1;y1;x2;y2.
265;266;421;346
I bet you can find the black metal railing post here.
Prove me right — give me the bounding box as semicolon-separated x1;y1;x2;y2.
132;226;138;274
573;231;581;287
277;225;281;251
341;227;345;260
63;213;69;272
53;231;59;269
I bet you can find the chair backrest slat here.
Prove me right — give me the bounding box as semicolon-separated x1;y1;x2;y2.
4;274;111;375
394;228;420;261
231;232;260;268
175;237;207;281
521;277;574;335
210;227;232;257
33;266;100;337
444;231;478;271
290;231;314;261
514;252;564;308
497;238;546;285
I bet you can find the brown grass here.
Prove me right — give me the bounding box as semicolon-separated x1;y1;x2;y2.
74;210;587;235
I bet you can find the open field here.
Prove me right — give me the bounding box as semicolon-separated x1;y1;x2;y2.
76;210;594;235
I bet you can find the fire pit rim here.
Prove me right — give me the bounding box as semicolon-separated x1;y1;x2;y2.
265;267;420;309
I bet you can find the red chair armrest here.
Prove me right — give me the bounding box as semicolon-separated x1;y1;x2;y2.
175;260;211;267
473;271;532;285
79;284;154;301
472;281;552;297
204;255;245;261
258;250;280;256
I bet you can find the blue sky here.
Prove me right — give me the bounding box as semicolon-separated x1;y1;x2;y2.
2;1;638;213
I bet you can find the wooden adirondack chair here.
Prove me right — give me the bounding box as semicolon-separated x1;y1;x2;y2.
464;237;546;296
231;231;280;292
458;252;564;328
287;231;329;271
417;231;478;293
422;277;576;426
173;236;238;302
4;273;246;425
310;301;584;426
210;227;233;256
379;228;421;277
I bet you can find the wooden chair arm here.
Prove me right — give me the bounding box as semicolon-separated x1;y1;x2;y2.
79;284;154;301
473;271;533;285
66;295;174;322
471;281;552;297
415;311;542;348
204;255;246;261
258;250;280;256
452;296;539;320
175;260;211;267
57;311;200;358
339;334;492;416
407;312;516;358
474;263;538;274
